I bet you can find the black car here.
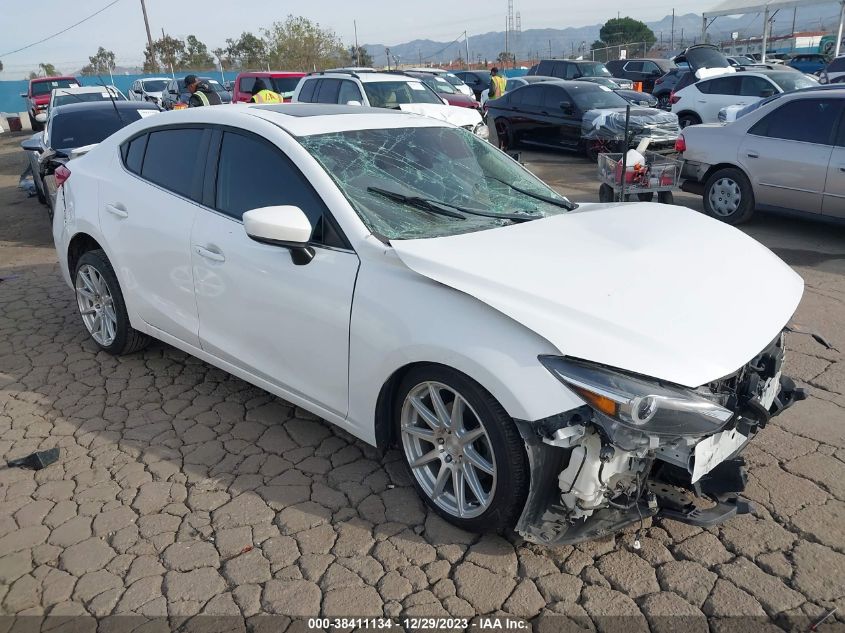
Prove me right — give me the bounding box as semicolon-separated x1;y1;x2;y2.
161;77;232;109
486;80;679;161
453;70;491;100
605;58;676;93
528;59;634;89
20;101;161;217
652;66;690;108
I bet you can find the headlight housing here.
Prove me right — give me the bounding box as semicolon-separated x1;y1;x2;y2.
473;122;490;140
540;356;733;438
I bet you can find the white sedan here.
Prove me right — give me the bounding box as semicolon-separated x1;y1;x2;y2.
51;103;804;544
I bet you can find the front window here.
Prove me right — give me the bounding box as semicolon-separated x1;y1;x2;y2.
299;126;573;240
769;73;817;92
442;73;464;87
425;76;456;94
142;80;169;92
362;81;443;108
578;63;613;78
570;86;629;110
32;79;75;96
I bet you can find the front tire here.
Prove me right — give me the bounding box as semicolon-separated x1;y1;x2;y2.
703;168;755;224
74;250;150;355
396;365;528;532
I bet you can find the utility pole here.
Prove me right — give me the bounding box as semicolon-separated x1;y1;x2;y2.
671;9;675;50
385;47;391;71
354;20;360;65
464;30;470;70
505;17;509;65
140;0;156;70
791;7;797;51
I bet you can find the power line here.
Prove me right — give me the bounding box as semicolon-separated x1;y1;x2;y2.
420;32;466;62
0;0;123;58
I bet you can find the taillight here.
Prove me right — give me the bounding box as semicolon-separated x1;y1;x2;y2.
655;76;664;85
55;164;71;187
675;135;686;153
669;92;681;105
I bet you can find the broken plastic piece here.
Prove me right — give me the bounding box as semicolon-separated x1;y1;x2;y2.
7;448;60;470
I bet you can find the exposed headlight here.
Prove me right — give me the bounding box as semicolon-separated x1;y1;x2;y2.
473;122;490;139
540;356;733;437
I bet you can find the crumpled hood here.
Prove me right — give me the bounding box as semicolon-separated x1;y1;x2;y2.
399;103;482;127
391;203;803;388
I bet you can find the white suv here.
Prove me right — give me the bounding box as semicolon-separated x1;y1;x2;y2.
671;69;817;127
292;71;487;138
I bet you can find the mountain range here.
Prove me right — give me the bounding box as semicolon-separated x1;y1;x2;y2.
363;4;844;66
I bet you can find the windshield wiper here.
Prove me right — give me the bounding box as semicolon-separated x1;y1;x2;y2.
486;176;578;211
368;187;537;223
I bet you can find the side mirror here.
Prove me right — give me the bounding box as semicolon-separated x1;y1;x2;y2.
243;206;315;265
760;88;775;98
560;101;574;114
345;100;362;106
21;137;42;152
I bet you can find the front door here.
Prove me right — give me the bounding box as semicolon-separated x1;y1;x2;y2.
190;129;359;417
739;97;842;214
822;109;845;219
99;127;208;346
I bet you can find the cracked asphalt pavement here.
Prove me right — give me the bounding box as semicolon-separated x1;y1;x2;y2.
1;132;844;629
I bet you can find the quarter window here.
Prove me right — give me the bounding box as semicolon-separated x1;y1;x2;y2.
750;98;842;145
122;134;147;174
141;128;203;199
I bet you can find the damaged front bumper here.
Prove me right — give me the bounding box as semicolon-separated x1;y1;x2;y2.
514;336;806;546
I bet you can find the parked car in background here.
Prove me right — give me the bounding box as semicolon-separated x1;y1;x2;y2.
605;58;675;92
572;77;659;106
671;69;817;127
718;82;843;123
453;70;492;100
21;76;80;130
787;53;827;74
161;77;232;109
51;103;804;544
486;80;679;160
404;68;474;97
232;71;306;103
820;55;845;83
403;72;480;110
480;75;556;106
292;72;487;138
652;65;690;108
20;101;161;216
726;55;758;67
678;87;845;224
128;77;171;107
529;59;634;89
49;85;125;113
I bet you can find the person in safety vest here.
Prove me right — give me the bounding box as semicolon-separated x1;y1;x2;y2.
250;79;283;104
185;75;222;107
489;67;507;100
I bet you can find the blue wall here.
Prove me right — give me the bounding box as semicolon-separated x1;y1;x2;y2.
0;72;241;115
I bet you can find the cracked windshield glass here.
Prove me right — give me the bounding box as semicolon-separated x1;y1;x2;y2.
300;125;574;240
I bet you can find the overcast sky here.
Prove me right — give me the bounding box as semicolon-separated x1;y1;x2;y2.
1;0;691;77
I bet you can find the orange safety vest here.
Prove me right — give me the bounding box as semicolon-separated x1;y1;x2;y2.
490;75;507;98
252;89;283;104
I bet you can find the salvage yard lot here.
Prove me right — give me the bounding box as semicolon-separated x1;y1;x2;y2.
0;130;844;627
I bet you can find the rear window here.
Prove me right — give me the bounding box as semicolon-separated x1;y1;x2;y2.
53;91;124;108
141;128;203;198
49;108;145;150
32;79;76;96
298;79;318;102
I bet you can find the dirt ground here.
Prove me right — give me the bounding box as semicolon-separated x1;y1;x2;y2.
0;130;844;630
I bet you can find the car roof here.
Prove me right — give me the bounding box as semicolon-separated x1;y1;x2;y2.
52;101;160;115
513;75;556;83
238;71;305;77
52;85;118;94
31;76;76;83
306;72;427;84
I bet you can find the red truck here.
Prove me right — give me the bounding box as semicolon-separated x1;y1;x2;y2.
231;71;305;103
21;76;80;130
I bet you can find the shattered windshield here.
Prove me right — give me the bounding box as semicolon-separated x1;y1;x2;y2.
299;125;574;240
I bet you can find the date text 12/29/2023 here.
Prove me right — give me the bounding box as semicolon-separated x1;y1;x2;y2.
307;618;530;630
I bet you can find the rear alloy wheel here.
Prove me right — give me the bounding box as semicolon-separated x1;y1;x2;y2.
703;168;755;224
397;366;528;532
74;250;150;355
678;113;701;129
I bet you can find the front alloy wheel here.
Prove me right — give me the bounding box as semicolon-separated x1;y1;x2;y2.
396;366;528;532
401;381;496;519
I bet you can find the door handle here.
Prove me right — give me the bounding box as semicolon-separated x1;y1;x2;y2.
194;246;225;262
105;203;128;219
747;151;759;159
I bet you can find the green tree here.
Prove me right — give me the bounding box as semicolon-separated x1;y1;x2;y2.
348;45;373;67
215;32;267;70
39;62;57;76
495;51;515;66
263;15;346;71
81;47;116;75
180;35;214;69
598;17;656;47
143;35;185;72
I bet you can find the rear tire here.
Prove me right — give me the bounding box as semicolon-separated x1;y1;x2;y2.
703;168;755;224
678;113;701;129
495;118;515;151
396;365;528;533
29;113;43;132
74;250;150;355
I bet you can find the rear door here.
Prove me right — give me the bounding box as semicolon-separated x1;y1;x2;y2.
695;75;743;122
822;104;845;218
543;85;581;148
740;97;842;214
516;86;548;143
